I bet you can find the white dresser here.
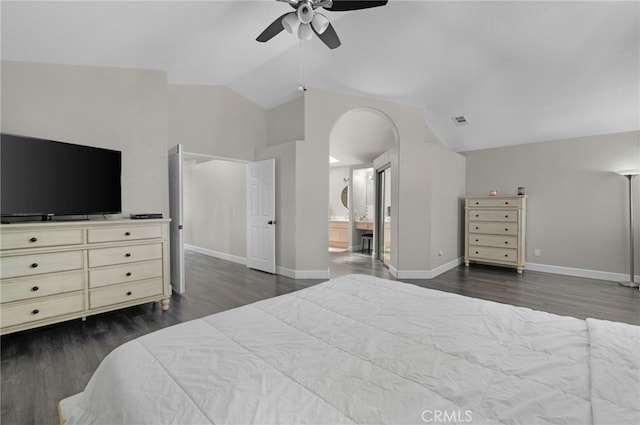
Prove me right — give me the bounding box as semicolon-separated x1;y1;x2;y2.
464;196;526;273
0;219;171;335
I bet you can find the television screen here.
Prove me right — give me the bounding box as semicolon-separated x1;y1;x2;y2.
1;134;121;217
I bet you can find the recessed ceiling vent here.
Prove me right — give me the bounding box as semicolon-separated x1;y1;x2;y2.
451;115;469;126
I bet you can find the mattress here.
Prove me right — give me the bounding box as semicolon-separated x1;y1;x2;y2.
63;274;640;424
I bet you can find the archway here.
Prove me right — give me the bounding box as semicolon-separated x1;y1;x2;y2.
328;107;398;265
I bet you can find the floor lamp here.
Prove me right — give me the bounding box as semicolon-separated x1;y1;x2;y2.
617;169;640;288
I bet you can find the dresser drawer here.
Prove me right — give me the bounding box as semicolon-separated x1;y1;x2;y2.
468;246;518;263
467;197;522;208
469;234;518;249
1;292;84;328
89;278;163;309
468;209;518;222
0;251;84;279
1;271;85;303
1;228;84;250
89;260;163;288
88;243;162;268
468;222;518;235
88;225;163;244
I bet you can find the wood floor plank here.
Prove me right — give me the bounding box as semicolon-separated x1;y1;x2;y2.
1;250;638;424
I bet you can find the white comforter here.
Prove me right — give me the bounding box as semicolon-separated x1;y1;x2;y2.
66;274;640;424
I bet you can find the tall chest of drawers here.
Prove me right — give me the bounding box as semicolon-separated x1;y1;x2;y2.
0;219;171;335
464;196;526;273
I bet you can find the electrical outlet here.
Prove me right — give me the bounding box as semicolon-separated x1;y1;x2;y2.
534;249;541;257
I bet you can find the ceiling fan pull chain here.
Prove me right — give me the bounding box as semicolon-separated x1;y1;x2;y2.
298;39;308;91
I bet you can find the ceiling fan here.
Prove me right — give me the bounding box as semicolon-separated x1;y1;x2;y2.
257;0;388;49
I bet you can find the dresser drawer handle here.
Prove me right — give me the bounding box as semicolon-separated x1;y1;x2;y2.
475;251;479;254
125;253;131;258
475;239;479;242
32;309;39;315
29;237;38;243
504;241;509;245
505;215;509;218
475;201;479;205
126;272;132;277
505;201;509;205
126;291;133;296
475;226;479;230
504;228;509;232
31;286;39;292
504;254;509;257
125;231;131;236
475;214;479;218
30;263;39;268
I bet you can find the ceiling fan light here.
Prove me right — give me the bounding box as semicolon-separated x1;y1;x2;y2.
297;3;314;24
298;23;313;40
311;13;329;34
282;12;299;34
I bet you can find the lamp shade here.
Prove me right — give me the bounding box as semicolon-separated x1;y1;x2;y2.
282;12;299;34
311;13;330;34
298;23;313;40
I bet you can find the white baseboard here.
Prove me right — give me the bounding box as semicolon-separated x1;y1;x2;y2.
276;266;330;280
184;244;246;266
186;245;330;279
394;257;462;280
526;262;640;283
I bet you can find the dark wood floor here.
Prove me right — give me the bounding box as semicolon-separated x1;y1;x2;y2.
2;251;638;425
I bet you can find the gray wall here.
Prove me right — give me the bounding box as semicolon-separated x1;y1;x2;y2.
168;84;267;160
1;61;169;216
183;159;246;261
463;131;640;279
266;96;304;146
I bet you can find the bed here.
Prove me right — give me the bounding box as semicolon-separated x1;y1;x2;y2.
60;274;639;424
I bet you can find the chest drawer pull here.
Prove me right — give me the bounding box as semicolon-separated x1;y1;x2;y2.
125;253;131;258
126;291;133;296
29;237;38;243
126;272;132;277
31;286;40;292
504;228;509;232
125;232;131;236
31;309;39;315
31;263;39;268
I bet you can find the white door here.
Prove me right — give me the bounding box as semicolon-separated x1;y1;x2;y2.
246;159;276;273
168;144;185;294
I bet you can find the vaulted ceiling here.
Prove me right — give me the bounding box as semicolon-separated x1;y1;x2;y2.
2;1;638;152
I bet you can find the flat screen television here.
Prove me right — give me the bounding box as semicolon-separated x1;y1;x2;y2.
1;133;122;219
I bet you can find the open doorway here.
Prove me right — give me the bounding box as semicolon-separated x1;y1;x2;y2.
168;145;250;294
328;108;398;272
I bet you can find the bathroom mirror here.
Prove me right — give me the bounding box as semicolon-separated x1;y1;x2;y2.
341;186;348;209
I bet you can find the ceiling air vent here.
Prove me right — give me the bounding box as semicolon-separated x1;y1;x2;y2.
451;116;469;126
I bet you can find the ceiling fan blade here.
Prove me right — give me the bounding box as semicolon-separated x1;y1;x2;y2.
324;0;388;12
256;13;290;42
312;21;341;49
